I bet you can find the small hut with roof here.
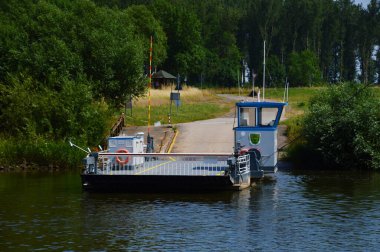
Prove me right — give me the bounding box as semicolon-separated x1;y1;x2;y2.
152;70;176;89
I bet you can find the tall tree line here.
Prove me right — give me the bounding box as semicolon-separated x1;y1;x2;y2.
0;0;379;143
96;0;380;86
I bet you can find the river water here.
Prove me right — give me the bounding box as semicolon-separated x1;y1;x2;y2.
1;170;380;251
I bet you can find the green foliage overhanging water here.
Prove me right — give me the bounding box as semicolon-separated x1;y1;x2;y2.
0;1;160;168
287;83;380;170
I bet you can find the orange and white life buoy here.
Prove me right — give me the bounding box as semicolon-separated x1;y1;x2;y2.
240;148;262;160
116;149;129;165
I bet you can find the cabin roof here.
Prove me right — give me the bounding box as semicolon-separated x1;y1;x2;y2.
152;70;176;79
236;101;287;108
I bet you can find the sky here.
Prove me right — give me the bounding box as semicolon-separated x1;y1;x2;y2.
354;0;371;7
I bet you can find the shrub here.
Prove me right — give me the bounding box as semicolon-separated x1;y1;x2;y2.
302;83;380;170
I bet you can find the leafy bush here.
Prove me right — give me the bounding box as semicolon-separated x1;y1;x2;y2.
0;0;151;103
302;83;380;170
0;75;110;146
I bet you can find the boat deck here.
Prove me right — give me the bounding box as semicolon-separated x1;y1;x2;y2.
97;159;229;176
82;154;251;192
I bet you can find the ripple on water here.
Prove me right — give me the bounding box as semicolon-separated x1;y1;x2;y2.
1;171;380;251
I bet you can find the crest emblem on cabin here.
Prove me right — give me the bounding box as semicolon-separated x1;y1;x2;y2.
249;133;260;145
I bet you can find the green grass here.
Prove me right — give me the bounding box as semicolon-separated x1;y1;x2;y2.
125;86;325;127
124;86;233;126
373;86;380;98
125;101;231;126
214;86;321;117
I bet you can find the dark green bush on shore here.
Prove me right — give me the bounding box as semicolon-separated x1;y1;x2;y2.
302;83;380;170
0;75;109;146
0;0;165;168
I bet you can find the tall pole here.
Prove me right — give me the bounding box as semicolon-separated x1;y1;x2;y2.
252;69;255;102
238;70;240;98
146;35;153;153
263;40;266;101
148;36;153;134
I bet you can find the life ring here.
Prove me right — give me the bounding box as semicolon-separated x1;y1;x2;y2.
240;148;262;160
239;148;249;155
116;149;129;165
248;148;262;161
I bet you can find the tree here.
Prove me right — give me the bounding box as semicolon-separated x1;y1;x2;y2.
150;0;205;80
266;55;286;87
288;50;321;86
357;0;380;83
194;0;241;85
125;5;167;67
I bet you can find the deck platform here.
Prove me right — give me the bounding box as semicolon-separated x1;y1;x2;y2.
98;159;228;176
81;153;251;192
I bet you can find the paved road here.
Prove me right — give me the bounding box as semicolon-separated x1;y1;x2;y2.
171;117;236;153
171;95;287;154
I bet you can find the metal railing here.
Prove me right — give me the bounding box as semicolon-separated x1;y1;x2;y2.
94;153;232;176
230;154;250;185
237;154;250;175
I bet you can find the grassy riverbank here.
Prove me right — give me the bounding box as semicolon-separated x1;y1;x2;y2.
0;137;85;171
125;86;232;126
2;85;378;171
215;86;321;116
130;86;325;127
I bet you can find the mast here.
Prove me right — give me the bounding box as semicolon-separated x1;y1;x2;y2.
252;69;255;102
147;35;153;153
148;35;152;134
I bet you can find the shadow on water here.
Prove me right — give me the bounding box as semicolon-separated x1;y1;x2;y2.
292;169;380;197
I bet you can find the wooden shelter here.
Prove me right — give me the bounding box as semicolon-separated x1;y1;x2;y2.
152;70;176;89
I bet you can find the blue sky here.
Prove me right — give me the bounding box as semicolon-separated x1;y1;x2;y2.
354;0;371;7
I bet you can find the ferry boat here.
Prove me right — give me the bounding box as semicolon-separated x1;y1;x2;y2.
77;100;286;192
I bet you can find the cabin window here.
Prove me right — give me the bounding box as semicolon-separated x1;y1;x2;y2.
109;140;116;148
260;108;279;126
239;107;256;127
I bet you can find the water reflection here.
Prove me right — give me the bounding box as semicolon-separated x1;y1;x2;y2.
79;190;253;251
1;171;380;251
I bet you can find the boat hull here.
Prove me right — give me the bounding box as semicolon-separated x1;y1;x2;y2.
81;174;244;192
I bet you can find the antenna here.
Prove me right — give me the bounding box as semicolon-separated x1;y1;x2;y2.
69;141;90;154
286;79;289;102
283;77;287;102
263;40;266;101
237;69;241;98
148;35;153;135
252;69;255;102
147;35;153;153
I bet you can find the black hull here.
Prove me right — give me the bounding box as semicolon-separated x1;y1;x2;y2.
81;174;237;192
